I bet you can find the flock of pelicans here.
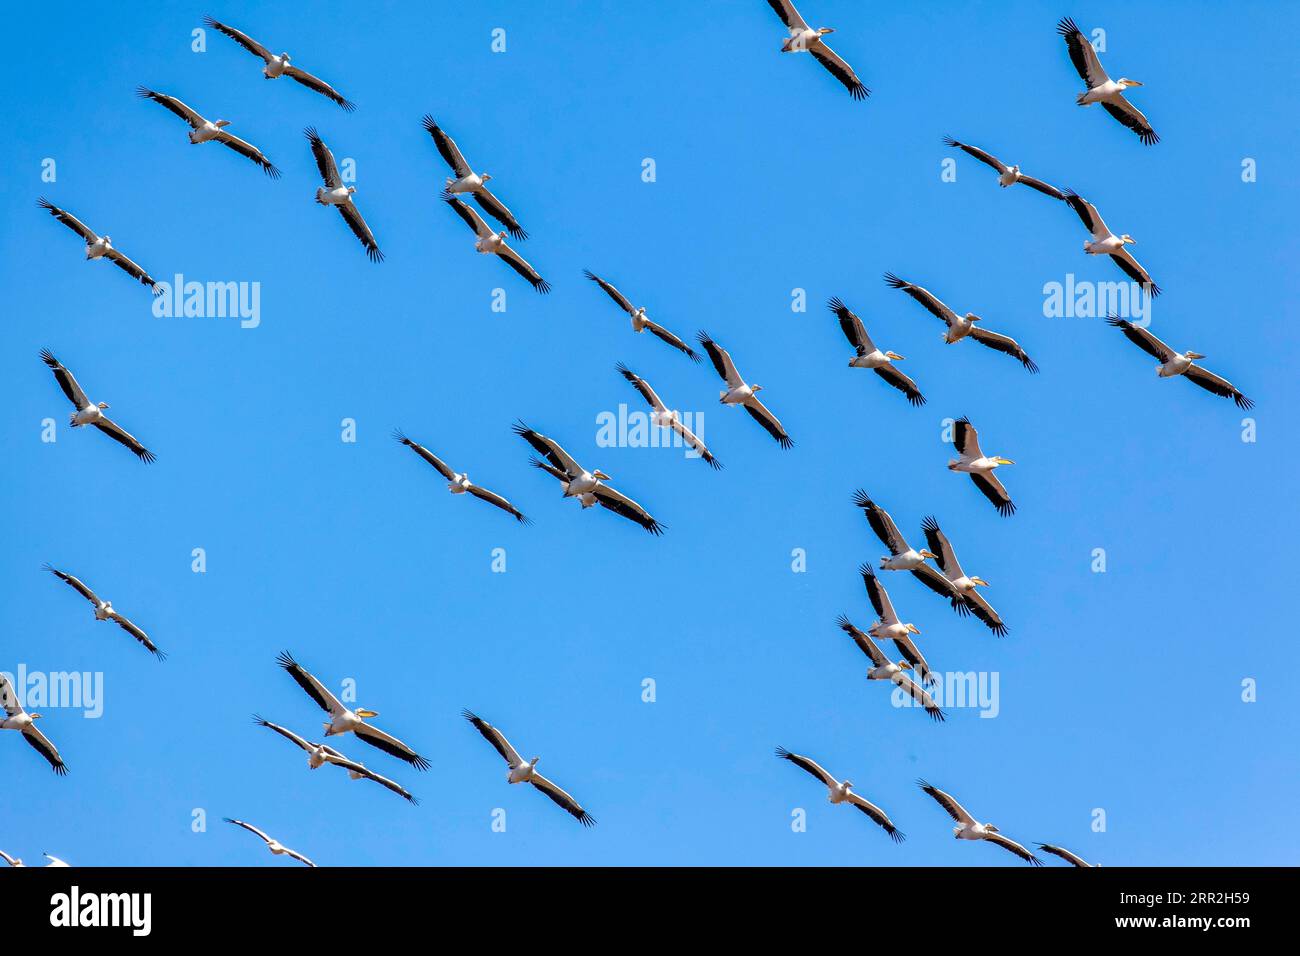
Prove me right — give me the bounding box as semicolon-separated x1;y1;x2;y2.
6;4;1256;867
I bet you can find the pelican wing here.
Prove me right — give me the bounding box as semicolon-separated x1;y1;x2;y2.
766;0;809;32
37;198;97;242
642;321;700;361
108;611;165;659
968;326;1039;373
1057;17;1109;88
212;130;281;178
223;818;273;845
808;40;869;100
91;417;156;463
336;201;383;262
919;516;962;579
530;773;595;827
1016;174;1067;201
282;847;317;867
836;615;890;669
774;746;837;788
1064;192;1108;240
668;417;721;470
44;565;101;607
392;429;456;480
583;269;636;314
1037;843;1092;868
696;332;744;388
942;137;1005;173
354;723;431;771
846;793;905;843
953;417;984;458
496;243;550;293
0;851;20;866
988;833;1044;865
959;589;1008;637
22;725;68;775
858;564;898;623
0;674;23;717
512;423;583;477
445;195;495;239
884;273;960;327
304;127;342;187
276;652;346;717
421;116;471;177
1107;316;1173;360
473;188;527;241
1102;96;1159;146
528;456;569;484
918;781;975;824
466;484;530;523
136;87;205;128
617;363;667;412
1109;247;1160;296
829;296;875;355
851;490;907;555
462;710;524;768
349;763;418;804
103;249;160;291
891;634;935;686
910;562;961;600
971;473;1015;517
743;396;793;449
1184;366;1253;410
40;350;90;409
874;365;926;406
894;675;945;722
203;17;273;60
283;66;355;112
592;484;664;535
252;715;314;754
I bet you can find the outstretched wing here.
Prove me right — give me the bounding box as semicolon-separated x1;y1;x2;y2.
873;365;925;406
202;17;274;61
642;321;700;361
1101;96;1159;146
592;484;664;535
461;710;523;767
421;116;471;177
530;773;595;827
968;327;1039;373
136;87;205;128
808;40;869;100
970;472;1015;517
38;198;97;242
92;417;156;463
284;66;355;111
336;201;384;262
392;429;456;480
304;127;342;187
987;833;1044;865
44;565;101;606
1184;366;1253;409
883;273;959;327
466;484;530;523
1057;17;1109;88
835;614;890;668
108;611;165;659
40;349;90;408
774;746;837;788
743;396;793;449
213;130;281;178
473;188;527;241
496;244;550;293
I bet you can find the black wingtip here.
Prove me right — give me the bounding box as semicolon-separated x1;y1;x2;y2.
275;650;299;671
303;125;320;142
774;746;793;760
533;279;551;294
888;828;906;844
851;488;873;510
1057;16;1080;37
827;295;848;314
942;135;959;147
392;427;410;444
921;515;940;533
264;163;282;180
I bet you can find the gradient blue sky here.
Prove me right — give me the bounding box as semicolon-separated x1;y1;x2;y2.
2;1;1297;866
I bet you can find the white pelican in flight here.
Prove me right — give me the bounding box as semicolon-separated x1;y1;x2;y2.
616;364;721;470
774;748;903;841
857;565;923;648
829;297;925;406
136;87;280;177
948;418;1016;517
697;332;792;448
203;17;355;111
306;128;383;262
851;491;958;601
423;116;526;239
45;565;165;659
253;716;418;803
41;350;155;463
837;617;945;721
941;138;1067;200
0;850;23;867
840;608;935;687
918;780;1043;865
584;271;699;361
1037;843;1098;867
920;517;1007;636
463;711;595;827
37;199;159;294
0;673;67;775
1064;192;1159;295
514;421;664;534
1107;317;1252;409
393;430;529;522
765;0;868;100
884;273;1038;372
445;197;549;293
223;818;316;867
277;652;430;770
1057;17;1158;145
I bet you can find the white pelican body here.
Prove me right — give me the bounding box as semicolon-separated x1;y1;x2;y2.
919;781;1042;864
464;711;596;827
850;347;898;370
775;748;904;840
783;26;831;52
71;401;108;427
263;53;289;78
507;758;539;785
224;818;315;867
1057;18;1158;145
698;332;793;447
393;431;530;523
189;118;232;145
447;171;489;195
474;230;505;255
860;564;922;645
315;184;355;207
1157;352;1198;378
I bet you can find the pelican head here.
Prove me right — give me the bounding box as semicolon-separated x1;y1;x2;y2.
970;576;990;587
593;470;611;481
919;549;939;560
897;660;913;670
993;457;1015;466
497;230;507;241
1185;351;1206;360
817;27;835;36
481;172;492;182
355;708;379;719
1117;78;1142;88
531;756;541;767
97;401;110;410
347;186;357;195
906;623;921;635
985;824;1000;833
1120;234;1136;244
965;312;982;322
29;713;43;720
750;384;765;393
885;351;905;361
280;53;292;63
841;779;853;790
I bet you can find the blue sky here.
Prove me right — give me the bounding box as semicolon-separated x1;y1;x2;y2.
1;0;1297;866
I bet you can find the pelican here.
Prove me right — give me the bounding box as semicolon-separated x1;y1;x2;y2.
0;673;67;775
1107;317;1252;409
836;617;945;721
463;711;595;827
941;138;1067;200
838;613;934;687
306;128;383;262
918;780;1043;865
223;818;316;867
1057;17;1158;145
445;197;548;293
45;565;165;659
616;364;721;469
765;0;868;100
41;350;155;462
423;116;526;239
1064;192;1159;295
203;17;355;111
277;652;429;770
851;491;959;601
393;430;529;522
920;517;1007;636
1037;843;1098;867
136;88;280;177
948;418;1016;517
43;854;71;868
774;748;903;841
858;565;922;646
697;332;792;448
0;851;23;867
37;199;159;293
884;273;1038;372
829;297;925;405
253;716;418;804
514;421;663;534
584;271;699;361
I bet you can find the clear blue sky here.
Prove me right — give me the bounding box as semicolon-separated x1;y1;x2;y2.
2;1;1296;866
